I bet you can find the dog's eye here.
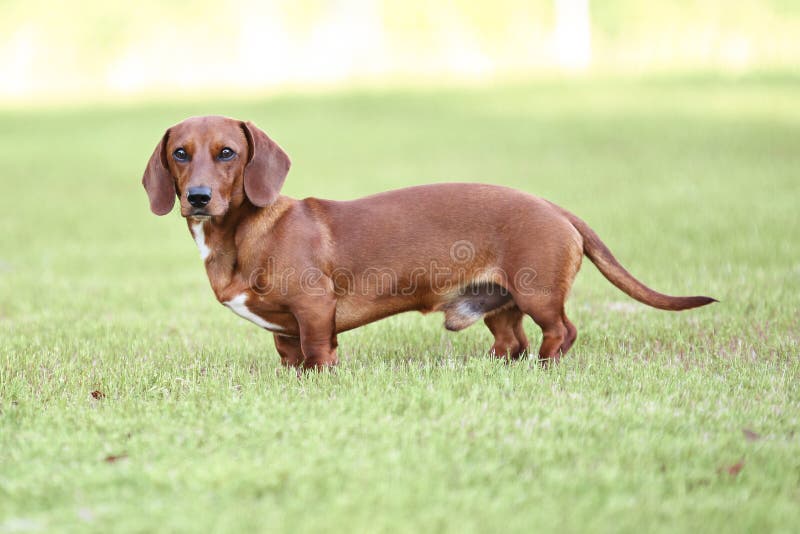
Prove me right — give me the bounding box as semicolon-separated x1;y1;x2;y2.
218;147;236;161
173;148;188;162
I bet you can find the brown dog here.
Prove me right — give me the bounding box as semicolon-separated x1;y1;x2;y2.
142;115;715;369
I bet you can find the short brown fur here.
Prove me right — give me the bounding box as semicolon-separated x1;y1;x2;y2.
142;116;716;369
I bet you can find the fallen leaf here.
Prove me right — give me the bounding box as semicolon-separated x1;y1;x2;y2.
90;390;105;399
742;428;761;441
719;460;745;476
103;453;127;463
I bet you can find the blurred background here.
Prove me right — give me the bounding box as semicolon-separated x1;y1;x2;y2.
1;0;799;105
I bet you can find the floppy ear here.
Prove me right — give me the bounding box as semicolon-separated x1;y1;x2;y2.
142;129;175;216
240;121;291;207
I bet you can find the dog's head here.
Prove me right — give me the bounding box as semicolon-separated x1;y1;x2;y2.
142;115;290;218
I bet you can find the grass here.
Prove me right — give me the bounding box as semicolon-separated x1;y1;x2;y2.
1;76;799;532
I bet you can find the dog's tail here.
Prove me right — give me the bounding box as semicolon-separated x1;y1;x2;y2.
555;204;716;311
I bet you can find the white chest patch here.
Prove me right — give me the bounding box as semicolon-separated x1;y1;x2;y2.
224;293;284;332
191;222;211;260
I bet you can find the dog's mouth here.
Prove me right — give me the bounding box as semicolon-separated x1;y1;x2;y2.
188;210;213;221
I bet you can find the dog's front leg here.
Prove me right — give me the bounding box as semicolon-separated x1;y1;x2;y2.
293;295;338;370
273;334;304;368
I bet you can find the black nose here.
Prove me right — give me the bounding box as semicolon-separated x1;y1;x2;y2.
187;186;212;208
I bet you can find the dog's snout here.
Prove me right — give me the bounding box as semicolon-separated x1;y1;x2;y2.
187;186;212;208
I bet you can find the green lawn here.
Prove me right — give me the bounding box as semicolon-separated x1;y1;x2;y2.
1;77;799;533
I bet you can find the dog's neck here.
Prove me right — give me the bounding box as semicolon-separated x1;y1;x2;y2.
186;197;291;301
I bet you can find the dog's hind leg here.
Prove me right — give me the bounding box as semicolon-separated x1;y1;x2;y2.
525;305;568;364
510;225;582;364
560;313;578;354
484;307;528;360
510;279;577;364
